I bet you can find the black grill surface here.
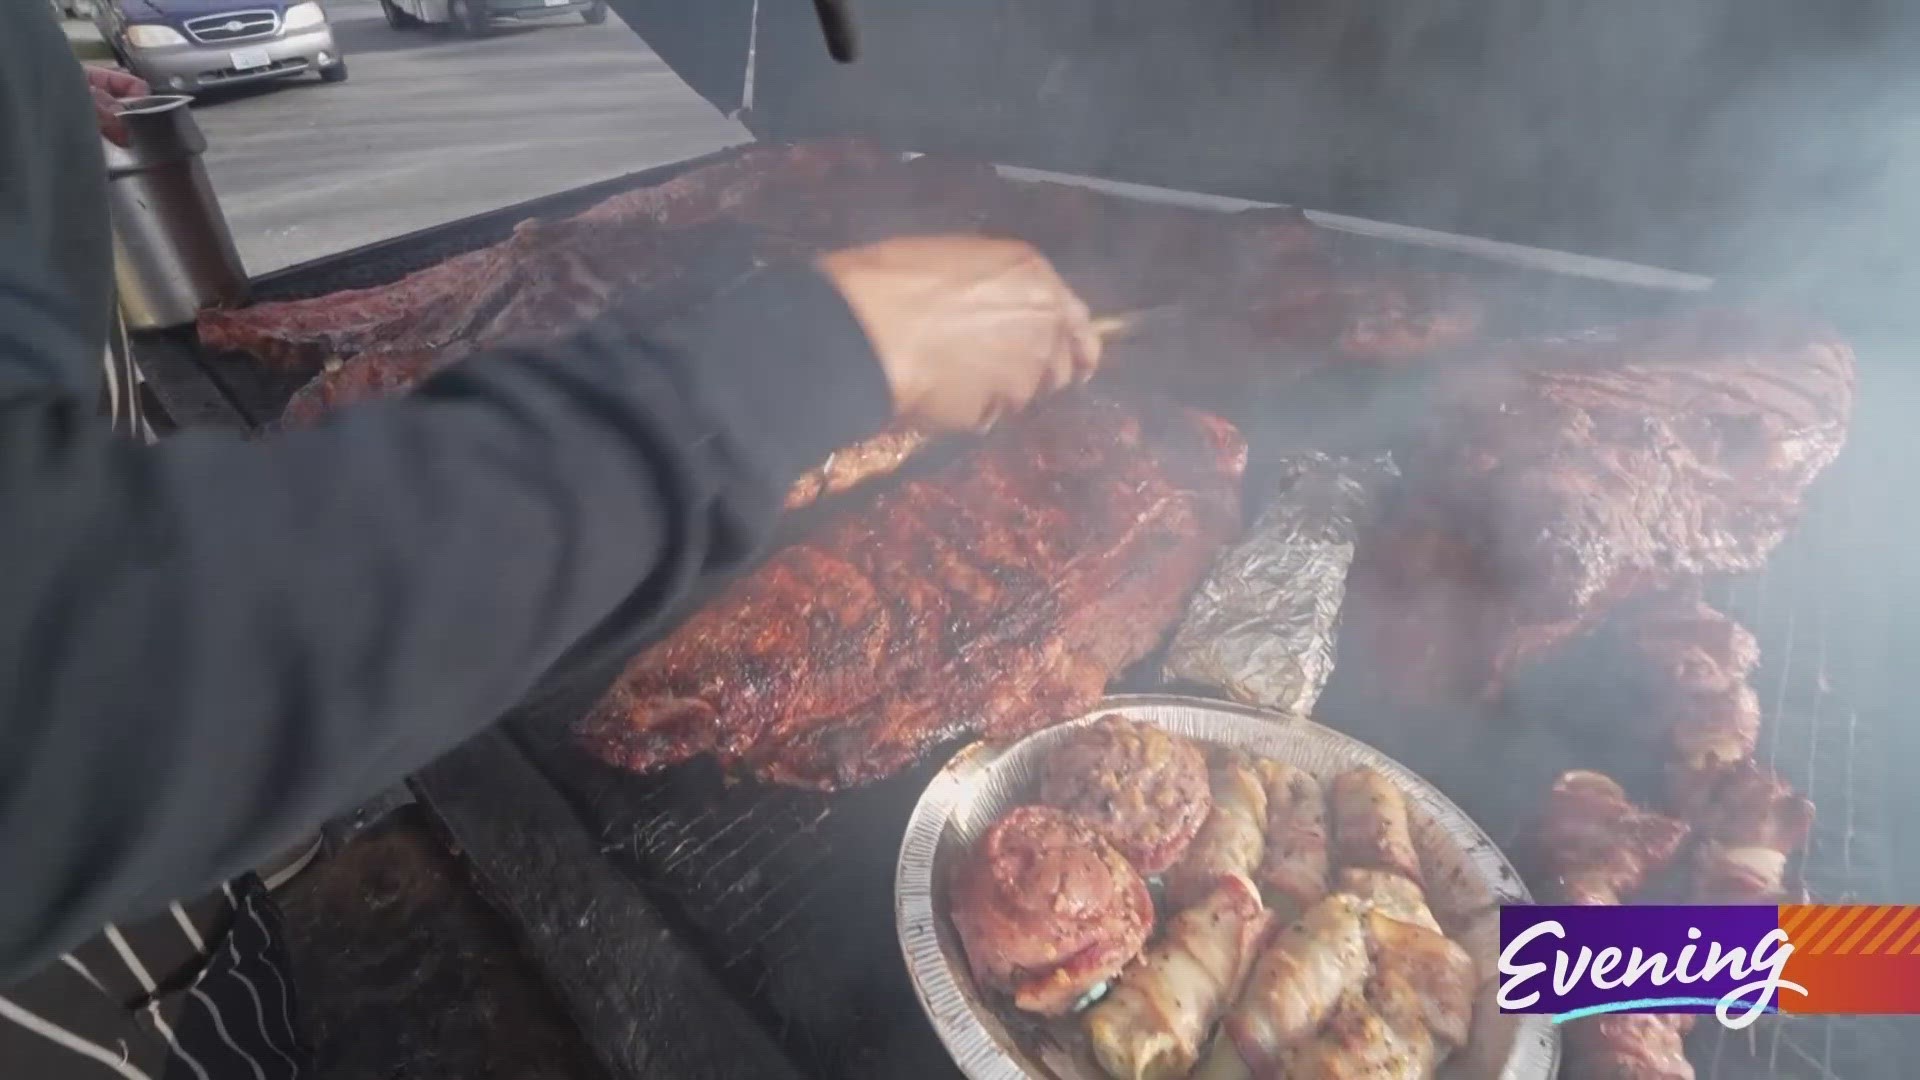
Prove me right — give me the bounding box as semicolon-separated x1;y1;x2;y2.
131;153;1916;1080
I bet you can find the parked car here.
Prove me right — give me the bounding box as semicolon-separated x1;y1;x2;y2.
93;0;346;95
379;0;607;36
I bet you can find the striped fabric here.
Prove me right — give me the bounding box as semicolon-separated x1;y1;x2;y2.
0;876;307;1079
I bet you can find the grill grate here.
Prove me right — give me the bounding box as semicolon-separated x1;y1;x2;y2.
1690;345;1919;1080
130;155;1919;1079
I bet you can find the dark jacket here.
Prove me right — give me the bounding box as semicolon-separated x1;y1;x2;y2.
0;5;890;985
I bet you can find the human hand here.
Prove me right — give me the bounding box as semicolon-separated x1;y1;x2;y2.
86;66;150;147
816;235;1101;434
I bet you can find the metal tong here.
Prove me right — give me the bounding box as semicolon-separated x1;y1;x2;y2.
1091;301;1193;343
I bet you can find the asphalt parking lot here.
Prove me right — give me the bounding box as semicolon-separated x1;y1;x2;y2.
183;0;747;274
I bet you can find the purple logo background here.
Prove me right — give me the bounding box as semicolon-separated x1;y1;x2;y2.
1499;905;1781;1015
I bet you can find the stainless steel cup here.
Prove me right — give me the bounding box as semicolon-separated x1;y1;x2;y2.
102;95;249;329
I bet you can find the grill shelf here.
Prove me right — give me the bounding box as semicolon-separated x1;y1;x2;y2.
130;152;1919;1080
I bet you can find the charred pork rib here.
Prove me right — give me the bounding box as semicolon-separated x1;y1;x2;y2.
1533;592;1817;903
1533;770;1697;1080
574;393;1246;791
224;142;1485;518
197;140;905;368
1339;310;1855;706
1533;770;1692;908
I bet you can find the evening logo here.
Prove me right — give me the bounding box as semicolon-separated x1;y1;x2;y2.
1498;904;1920;1024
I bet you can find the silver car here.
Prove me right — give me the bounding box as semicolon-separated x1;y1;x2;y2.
94;0;346;95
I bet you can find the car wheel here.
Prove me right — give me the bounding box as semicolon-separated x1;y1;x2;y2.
318;58;348;82
449;0;488;35
381;0;419;28
581;1;608;24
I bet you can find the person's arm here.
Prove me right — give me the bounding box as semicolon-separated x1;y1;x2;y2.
0;270;895;982
1;5;1099;983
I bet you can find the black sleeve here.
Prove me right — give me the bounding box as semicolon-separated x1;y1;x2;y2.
0;268;893;985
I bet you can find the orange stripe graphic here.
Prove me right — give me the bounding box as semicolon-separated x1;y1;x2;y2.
1807;907;1870;955
1791;905;1845;949
1888;914;1920;956
1779;905;1812;938
1836;906;1896;955
1861;908;1918;956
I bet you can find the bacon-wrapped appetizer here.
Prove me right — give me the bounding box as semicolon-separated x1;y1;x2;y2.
1272;972;1438;1080
1085;874;1272;1080
1167;753;1271;909
949;807;1154;1016
1687;761;1814;903
1223;892;1373;1072
1256;760;1330;918
1363;909;1475;1050
1536;770;1691;906
1039;715;1213;876
1335;867;1440;934
1330;767;1424;885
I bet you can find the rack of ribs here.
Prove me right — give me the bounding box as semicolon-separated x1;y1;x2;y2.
1337;309;1855;707
231;142;1482;513
573;392;1247;791
196;139;907;368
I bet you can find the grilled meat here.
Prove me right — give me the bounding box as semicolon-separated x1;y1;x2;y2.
1225;892;1373;1070
1039;715;1215;878
1687;761;1814;903
1096;270;1485;418
197;140;903;367
575;394;1247;790
1536;770;1692;906
282;347;445;426
1273;978;1438;1080
1531;590;1763;812
1165;752;1270;909
1339;310;1855;705
1328;768;1424;886
782;427;931;509
1363;909;1475;1050
1085;874;1273;1080
1255;761;1331;917
1528;595;1813;903
948;806;1154;1017
1242;268;1485;367
1335;868;1439;935
1564;1015;1695;1080
1534;771;1699;1079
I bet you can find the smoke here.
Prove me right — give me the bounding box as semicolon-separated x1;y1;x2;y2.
953;0;1920;318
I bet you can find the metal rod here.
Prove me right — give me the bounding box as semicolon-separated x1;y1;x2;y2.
811;0;858;62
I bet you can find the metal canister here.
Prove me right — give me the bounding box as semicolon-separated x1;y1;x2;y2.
102;95;249;329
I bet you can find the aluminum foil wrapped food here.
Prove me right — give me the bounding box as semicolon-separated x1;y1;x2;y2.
1164;452;1399;716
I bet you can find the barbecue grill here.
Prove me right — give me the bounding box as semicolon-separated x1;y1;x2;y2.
130;3;1920;1079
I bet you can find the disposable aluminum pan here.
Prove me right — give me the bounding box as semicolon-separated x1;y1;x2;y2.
895;694;1558;1080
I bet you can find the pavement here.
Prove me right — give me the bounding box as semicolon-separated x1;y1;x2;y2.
62;14;114;61
87;0;748;274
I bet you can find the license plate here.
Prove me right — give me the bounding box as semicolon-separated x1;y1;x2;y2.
229;47;271;71
543;0;569;7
